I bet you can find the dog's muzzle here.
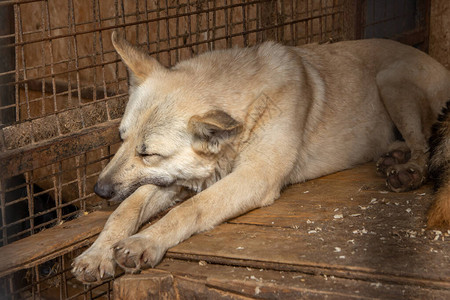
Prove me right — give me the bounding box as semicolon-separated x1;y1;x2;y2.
94;181;115;199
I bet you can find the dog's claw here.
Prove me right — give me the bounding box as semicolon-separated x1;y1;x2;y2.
113;235;165;272
71;247;116;283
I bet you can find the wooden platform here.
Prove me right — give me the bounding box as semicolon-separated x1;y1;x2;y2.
114;163;450;299
1;163;448;299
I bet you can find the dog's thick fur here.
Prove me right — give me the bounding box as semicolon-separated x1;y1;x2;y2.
428;101;450;228
72;33;450;283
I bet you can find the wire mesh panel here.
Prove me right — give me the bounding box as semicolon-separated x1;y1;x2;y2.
0;0;347;128
0;247;120;300
0;0;350;299
1;143;119;246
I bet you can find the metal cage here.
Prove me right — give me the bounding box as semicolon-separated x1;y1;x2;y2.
0;0;428;299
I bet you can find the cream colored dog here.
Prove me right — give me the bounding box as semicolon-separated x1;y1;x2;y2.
72;32;450;283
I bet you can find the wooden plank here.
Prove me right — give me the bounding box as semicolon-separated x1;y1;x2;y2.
150;258;450;300
167;221;449;287
342;0;363;40
0;119;120;179
114;270;254;300
164;164;450;290
114;272;177;300
0;210;111;277
230;166;433;227
429;0;450;66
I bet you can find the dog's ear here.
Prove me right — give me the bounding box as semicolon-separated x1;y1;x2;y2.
112;31;164;86
188;110;242;154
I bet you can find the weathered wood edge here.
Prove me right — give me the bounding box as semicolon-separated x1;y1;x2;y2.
164;252;450;290
0;210;111;277
0;119;121;179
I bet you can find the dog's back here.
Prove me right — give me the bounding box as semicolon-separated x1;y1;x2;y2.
286;39;450;183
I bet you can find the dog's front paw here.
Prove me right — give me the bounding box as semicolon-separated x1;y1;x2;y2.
386;163;425;192
113;235;165;273
72;247;116;283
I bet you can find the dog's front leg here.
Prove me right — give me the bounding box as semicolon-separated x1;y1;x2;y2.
72;185;180;283
112;165;284;272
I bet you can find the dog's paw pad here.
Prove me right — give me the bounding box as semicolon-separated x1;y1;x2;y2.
376;149;411;175
72;249;115;283
386;165;423;192
113;236;164;272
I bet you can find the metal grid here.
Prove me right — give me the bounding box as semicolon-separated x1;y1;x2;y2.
0;247;120;300
0;0;345;133
1;143;119;246
0;0;350;299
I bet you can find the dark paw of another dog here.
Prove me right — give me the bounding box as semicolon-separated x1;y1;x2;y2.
376;149;411;175
386;164;424;192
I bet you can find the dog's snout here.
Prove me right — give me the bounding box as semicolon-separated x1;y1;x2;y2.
94;181;114;199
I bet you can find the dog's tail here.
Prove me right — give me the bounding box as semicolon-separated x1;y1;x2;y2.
428;100;450;229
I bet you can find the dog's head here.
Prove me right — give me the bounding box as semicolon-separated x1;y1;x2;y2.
94;32;242;201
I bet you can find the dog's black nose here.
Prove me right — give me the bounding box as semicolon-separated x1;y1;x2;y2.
94;181;114;199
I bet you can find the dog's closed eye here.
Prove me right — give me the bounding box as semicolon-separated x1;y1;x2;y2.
139;152;161;158
137;144;163;158
138;152;164;165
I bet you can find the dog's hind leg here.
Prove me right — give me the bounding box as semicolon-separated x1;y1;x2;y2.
72;185;181;283
376;74;431;192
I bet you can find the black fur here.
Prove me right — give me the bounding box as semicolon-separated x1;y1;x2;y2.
428;100;450;191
